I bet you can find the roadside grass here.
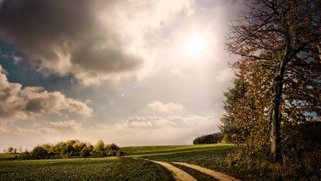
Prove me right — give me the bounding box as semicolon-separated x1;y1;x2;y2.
0;157;174;181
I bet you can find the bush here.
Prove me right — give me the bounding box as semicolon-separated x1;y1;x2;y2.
116;150;125;157
223;122;321;180
105;143;121;156
80;147;90;158
61;144;75;158
221;134;230;144
18;151;32;160
31;146;48;159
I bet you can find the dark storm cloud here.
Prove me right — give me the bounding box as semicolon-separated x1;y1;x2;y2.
0;0;143;84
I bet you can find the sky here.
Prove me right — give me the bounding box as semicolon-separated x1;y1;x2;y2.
0;0;242;151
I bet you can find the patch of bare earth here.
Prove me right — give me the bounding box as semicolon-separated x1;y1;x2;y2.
173;162;240;181
149;160;197;181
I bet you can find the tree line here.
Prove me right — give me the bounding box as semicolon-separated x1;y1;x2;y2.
193;132;223;144
5;140;124;160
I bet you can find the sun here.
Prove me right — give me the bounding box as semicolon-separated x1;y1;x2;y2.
184;33;208;57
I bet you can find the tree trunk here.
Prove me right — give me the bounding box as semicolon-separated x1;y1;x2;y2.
270;75;283;162
317;43;321;61
270;41;290;162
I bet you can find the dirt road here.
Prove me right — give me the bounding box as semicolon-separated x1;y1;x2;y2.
149;160;197;181
173;162;240;181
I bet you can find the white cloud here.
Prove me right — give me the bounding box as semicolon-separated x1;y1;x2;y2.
43;120;83;133
147;101;184;113
125;115;213;129
0;124;27;136
170;68;188;78
93;115;219;146
215;68;234;82
0;65;92;119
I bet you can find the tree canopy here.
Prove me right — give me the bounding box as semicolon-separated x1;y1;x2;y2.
221;0;321;179
227;0;321;162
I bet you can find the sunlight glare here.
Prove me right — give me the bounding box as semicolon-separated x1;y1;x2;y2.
184;33;208;57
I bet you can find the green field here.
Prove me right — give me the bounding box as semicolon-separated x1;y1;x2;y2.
123;144;234;156
0;154;19;160
0;157;173;181
0;144;235;180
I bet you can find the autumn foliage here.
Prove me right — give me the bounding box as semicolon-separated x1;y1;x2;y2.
221;0;321;179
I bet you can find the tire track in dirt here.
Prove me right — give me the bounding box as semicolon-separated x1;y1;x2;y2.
147;159;197;181
173;162;240;181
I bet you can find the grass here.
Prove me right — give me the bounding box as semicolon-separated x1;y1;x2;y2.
172;163;218;181
0;153;19;160
123;144;234;156
0;144;236;180
123;144;235;180
139;144;236;178
0;157;174;181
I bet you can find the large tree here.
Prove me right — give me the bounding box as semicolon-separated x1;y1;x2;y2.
227;0;321;162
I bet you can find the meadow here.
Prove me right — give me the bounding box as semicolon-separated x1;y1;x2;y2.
0;144;235;180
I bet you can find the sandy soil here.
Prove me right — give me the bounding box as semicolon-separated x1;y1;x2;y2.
149;160;197;181
173;162;240;181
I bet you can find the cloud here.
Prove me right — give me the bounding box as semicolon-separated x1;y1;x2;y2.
215;68;234;82
94;115;219;146
0;0;192;84
41;120;83;133
125;115;207;128
147;101;184;113
170;68;188;78
0;65;92;119
0;125;26;136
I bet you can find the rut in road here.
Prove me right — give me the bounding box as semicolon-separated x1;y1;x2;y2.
173;162;240;181
148;160;197;181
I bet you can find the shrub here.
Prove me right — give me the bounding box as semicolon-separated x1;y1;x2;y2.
31;146;48;159
61;144;75;158
116;150;125;157
80;147;90;158
221;134;230;144
18;151;32;160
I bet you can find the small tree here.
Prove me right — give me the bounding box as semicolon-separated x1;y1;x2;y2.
105;143;120;156
61;144;75;158
7;147;13;154
221;134;230;144
31;146;48;159
19;150;31;160
93;140;105;157
80;147;90;158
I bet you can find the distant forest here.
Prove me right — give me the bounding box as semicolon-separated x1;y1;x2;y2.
193;132;223;144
